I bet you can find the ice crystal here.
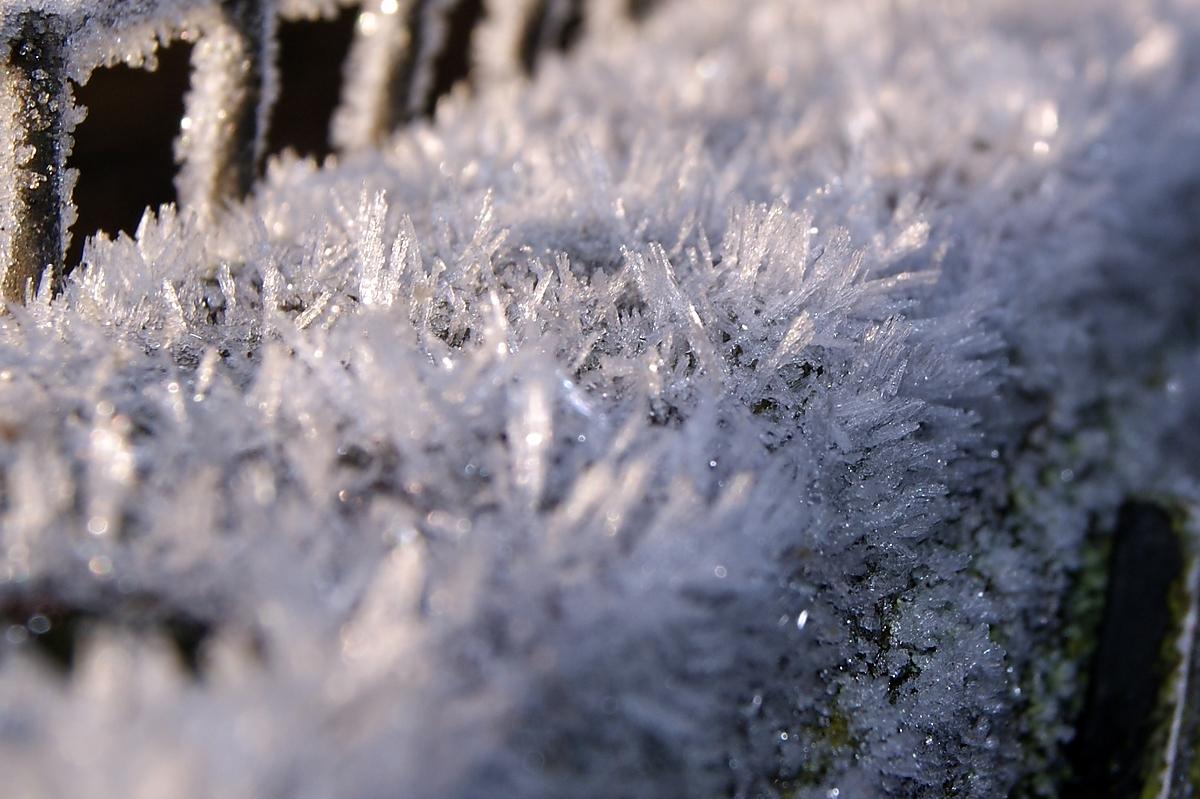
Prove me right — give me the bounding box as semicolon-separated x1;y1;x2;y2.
0;0;1199;797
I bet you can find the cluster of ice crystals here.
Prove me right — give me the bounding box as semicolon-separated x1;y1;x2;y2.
1;0;1199;797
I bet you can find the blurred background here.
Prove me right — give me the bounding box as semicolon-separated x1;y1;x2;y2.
67;2;492;267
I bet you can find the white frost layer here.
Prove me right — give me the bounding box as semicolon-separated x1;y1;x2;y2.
1;1;1199;797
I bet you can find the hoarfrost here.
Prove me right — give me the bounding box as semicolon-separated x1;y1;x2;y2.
0;0;1198;797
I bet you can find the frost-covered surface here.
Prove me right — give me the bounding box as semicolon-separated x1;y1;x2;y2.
2;0;1200;796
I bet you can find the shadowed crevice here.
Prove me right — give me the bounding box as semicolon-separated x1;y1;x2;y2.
1064;502;1184;799
267;7;358;161
0;589;214;676
67;41;192;270
423;0;485;116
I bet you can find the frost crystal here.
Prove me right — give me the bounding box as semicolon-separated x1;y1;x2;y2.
1;0;1200;797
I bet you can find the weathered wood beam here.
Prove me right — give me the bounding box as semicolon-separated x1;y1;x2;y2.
0;10;70;303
